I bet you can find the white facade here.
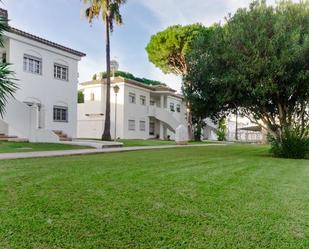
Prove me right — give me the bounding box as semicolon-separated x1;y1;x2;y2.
203;116;264;143
0;10;85;142
78;77;188;140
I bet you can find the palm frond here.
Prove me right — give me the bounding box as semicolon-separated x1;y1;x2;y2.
0;16;9;47
82;0;126;31
0;63;17;117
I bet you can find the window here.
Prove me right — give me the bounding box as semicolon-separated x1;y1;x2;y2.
129;93;136;104
2;53;6;63
128;120;135;131
149;122;155;135
176;104;181;113
139;121;146;131
23;54;42;75
140;96;146;106
90;93;95;101
150;100;155;106
170;103;175;112
54;63;68;81
53;106;68;122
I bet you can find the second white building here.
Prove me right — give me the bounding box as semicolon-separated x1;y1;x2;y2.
78;77;188;140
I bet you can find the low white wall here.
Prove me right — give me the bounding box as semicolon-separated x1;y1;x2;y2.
31;129;59;143
3;97;60;142
0;119;8;135
78;119;104;139
4;97;32;138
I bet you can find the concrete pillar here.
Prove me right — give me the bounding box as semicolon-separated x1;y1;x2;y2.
29;105;39;142
159;122;165;140
160;95;164;109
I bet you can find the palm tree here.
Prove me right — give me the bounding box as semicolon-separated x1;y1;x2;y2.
83;0;126;141
0;14;17;117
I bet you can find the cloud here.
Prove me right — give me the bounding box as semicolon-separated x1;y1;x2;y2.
135;0;282;29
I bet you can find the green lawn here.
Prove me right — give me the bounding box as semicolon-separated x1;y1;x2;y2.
0;141;90;153
119;139;212;147
0;145;308;248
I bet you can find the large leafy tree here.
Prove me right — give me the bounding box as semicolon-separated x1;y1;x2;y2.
187;0;309;156
146;24;208;139
83;0;126;141
0;15;16;117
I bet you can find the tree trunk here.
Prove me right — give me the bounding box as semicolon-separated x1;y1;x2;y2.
187;106;193;140
102;13;112;141
235;106;238;141
184;78;193;140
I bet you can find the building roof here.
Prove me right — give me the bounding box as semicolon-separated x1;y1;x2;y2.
239;125;262;132
9;27;86;57
0;8;86;57
80;77;184;99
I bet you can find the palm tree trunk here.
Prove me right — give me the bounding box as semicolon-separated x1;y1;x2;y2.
102;13;112;141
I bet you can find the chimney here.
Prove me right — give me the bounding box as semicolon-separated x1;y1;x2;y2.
0;8;8;22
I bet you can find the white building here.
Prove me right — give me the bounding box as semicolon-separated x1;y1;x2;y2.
203;116;264;143
78;77;188;140
0;9;85;142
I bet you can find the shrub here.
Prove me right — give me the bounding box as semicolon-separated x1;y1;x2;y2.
269;130;309;159
216;118;227;141
77;91;84;103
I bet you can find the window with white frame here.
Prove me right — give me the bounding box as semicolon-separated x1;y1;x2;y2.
54;63;69;81
53;106;68;122
129;93;136;104
139;121;146;131
150;100;155;106
176;104;181;113
170;102;175;112
128;120;135;131
140;95;146;106
23;54;42;75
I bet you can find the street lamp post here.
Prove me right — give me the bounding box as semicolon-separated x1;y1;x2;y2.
113;85;120;141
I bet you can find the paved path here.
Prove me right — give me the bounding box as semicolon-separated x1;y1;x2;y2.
0;144;225;160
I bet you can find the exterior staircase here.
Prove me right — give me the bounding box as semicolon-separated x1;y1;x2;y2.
53;130;72;141
148;106;181;132
0;133;29;142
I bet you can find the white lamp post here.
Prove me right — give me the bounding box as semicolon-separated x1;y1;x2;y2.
113;85;120;141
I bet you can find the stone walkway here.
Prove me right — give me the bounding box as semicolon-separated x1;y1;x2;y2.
0;144;225;160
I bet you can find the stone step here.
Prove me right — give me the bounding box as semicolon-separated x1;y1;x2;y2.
60;137;72;141
0;135;18;141
53;130;72;141
53;130;63;135
8;138;29;142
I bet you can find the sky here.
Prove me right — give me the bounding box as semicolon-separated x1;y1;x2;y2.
3;0;280;92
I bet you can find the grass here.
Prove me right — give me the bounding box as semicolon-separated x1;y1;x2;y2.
119;139;212;147
0;141;90;153
0;145;308;248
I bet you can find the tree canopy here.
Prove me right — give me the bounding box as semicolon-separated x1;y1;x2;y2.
187;0;309;138
146;24;207;76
